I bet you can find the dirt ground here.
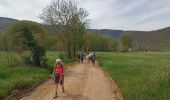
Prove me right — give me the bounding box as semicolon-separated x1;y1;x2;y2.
21;60;123;100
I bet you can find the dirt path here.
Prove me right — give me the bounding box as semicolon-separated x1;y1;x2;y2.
21;60;123;100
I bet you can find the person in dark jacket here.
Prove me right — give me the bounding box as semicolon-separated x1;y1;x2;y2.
77;52;84;63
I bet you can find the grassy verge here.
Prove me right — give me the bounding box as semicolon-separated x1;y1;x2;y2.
0;51;74;99
98;52;170;100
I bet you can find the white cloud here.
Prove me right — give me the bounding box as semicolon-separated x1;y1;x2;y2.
0;0;50;22
0;0;170;31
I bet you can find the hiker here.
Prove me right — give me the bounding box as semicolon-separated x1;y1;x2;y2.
51;59;65;98
91;52;96;65
77;53;81;63
86;52;96;65
77;52;84;63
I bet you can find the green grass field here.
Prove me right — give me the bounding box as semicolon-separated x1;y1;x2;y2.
98;52;170;100
0;51;72;99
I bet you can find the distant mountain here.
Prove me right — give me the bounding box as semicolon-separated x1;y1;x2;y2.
129;27;170;51
86;29;125;38
87;27;170;51
0;17;170;51
0;17;18;32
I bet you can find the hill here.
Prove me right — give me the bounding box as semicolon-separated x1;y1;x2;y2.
129;27;170;51
0;17;170;51
86;29;124;38
0;17;18;32
86;28;170;51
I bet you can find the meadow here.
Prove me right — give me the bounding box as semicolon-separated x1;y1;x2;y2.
0;51;72;99
1;51;170;100
98;52;170;100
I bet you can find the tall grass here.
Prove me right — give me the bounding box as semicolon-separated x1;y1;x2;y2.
0;51;49;99
0;51;74;99
98;52;170;100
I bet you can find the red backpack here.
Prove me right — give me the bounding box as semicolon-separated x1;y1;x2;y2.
54;63;64;74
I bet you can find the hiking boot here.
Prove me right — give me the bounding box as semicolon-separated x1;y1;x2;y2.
62;87;65;93
53;92;58;98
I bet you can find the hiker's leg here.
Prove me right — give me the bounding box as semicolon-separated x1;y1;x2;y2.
55;75;59;92
88;58;90;63
82;58;83;63
92;60;94;65
54;74;59;98
55;84;58;93
61;83;65;93
93;60;95;65
78;58;80;63
61;76;65;93
53;84;58;98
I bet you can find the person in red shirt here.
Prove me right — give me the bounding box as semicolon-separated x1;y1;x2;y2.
51;59;65;98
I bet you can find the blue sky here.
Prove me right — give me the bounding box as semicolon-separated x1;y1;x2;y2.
0;0;170;31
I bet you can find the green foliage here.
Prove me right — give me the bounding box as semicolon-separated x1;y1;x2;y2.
120;34;132;52
20;28;47;67
40;0;89;59
4;21;47;67
0;51;49;99
58;52;66;60
84;32;118;51
98;52;170;100
0;67;48;99
6;21;46;49
101;35;118;51
0;51;74;99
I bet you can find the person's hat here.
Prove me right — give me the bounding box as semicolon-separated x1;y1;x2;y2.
56;59;61;63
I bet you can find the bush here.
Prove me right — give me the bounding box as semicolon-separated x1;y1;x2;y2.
40;56;48;67
22;55;32;66
58;52;65;60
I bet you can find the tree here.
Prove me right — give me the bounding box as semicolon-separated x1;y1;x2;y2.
39;0;89;59
20;28;47;66
5;21;47;67
6;21;46;54
0;33;14;65
84;32;118;51
120;34;132;52
101;35;118;51
84;32;101;51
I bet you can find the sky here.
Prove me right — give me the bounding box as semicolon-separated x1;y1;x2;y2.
0;0;170;31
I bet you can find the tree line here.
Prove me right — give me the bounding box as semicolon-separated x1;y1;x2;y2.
0;0;132;67
0;22;132;67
